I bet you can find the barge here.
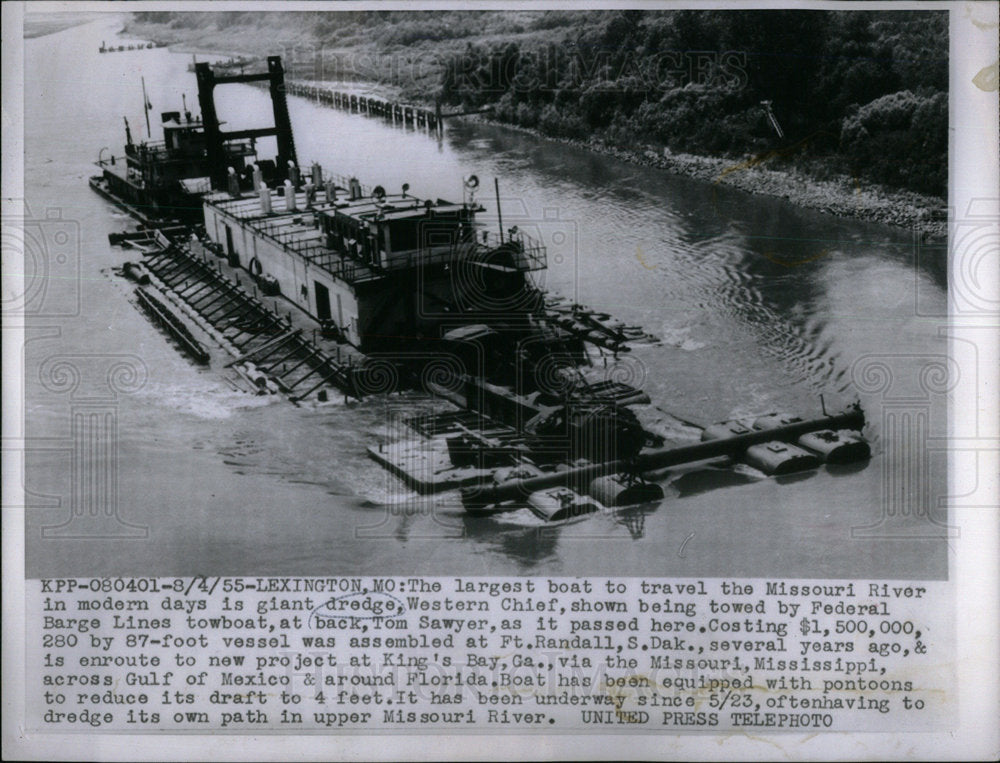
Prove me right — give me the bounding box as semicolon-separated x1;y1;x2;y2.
95;56;872;521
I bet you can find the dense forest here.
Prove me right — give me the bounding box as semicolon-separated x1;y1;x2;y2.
129;10;948;197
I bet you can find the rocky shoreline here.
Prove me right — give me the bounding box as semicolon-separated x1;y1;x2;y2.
464;114;948;241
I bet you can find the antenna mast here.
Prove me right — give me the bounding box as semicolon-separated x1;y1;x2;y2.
494;177;504;244
141;76;151;139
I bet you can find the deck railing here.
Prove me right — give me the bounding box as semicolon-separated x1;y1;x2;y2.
207;162;547;283
244;213;547;286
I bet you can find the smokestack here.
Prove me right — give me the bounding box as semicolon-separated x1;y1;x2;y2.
288;160;299;189
324;180;337;204
259;183;272;215
284;180;296;212
227;167;240;198
311;162;322;187
349;177;361;201
303;182;315;209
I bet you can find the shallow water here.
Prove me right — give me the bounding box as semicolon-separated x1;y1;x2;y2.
23;17;949;579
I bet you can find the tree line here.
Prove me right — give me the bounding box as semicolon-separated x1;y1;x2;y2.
438;10;947;196
131;9;948;196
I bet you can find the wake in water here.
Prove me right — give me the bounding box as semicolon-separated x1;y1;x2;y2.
646;231;851;395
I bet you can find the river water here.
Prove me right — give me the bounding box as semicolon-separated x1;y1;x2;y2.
23;17;949;579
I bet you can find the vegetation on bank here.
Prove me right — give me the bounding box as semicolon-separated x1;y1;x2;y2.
127;10;948;200
438;11;947;197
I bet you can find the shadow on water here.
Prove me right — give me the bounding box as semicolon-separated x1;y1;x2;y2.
664;464;762;498
460;513;561;569
608;500;664;540
825;460;872;478
773;470;820;487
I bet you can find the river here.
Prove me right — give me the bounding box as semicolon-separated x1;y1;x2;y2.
23;17;949;579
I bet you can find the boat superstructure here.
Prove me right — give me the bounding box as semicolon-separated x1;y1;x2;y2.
91;56;296;225
201;174;547;356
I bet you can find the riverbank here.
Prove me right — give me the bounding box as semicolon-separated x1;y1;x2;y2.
467;115;948;240
124;16;947;240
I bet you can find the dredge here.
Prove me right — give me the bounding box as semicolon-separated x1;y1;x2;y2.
95;56;871;522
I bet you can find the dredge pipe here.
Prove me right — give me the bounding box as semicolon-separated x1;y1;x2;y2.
463;407;865;506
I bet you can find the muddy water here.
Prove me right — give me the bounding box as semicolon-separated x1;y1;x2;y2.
23;17;948;578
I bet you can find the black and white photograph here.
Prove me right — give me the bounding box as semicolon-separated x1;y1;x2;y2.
14;4;960;578
3;1;997;759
